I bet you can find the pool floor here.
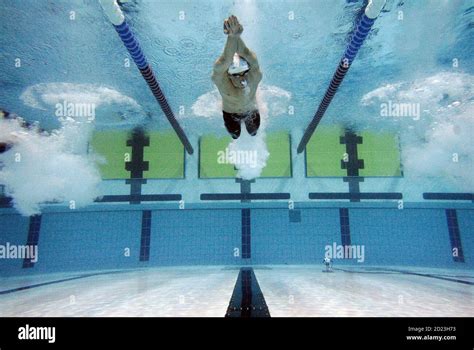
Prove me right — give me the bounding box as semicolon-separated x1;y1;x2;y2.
0;266;472;317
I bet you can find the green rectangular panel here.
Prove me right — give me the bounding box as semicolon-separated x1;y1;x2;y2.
199;132;292;179
143;131;184;179
199;135;237;178
306;126;402;177
358;132;402;177
306;125;346;177
261;131;292;177
90;131;131;179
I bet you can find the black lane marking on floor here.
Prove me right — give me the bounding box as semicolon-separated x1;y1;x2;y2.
22;215;41;269
309;192;402;200
241;209;251;259
200;193;290;201
446;209;464;263
236;178;254;203
0;270;135;295
125;128;150;204
140;210;152;262
333;267;474;286
96;194;182;202
340;130;364;202
339;208;351;258
424;193;474;202
225;268;270;317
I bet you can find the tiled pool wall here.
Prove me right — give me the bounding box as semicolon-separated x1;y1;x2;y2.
0;206;472;276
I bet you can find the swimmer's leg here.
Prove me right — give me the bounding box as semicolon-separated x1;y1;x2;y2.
244;111;261;136
223;112;241;139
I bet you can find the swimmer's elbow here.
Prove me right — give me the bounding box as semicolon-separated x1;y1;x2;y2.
251;68;262;83
213;56;230;75
211;71;221;84
244;50;259;67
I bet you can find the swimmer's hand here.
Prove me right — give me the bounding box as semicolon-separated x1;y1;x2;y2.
224;15;243;36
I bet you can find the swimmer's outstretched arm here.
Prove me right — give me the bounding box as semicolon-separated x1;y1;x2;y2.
212;15;241;77
212;36;238;76
236;36;262;84
236;36;259;71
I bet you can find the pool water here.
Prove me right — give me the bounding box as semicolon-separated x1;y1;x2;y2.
0;0;473;317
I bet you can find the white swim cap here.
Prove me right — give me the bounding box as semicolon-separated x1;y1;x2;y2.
228;53;249;75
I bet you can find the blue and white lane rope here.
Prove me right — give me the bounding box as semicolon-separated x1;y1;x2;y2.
297;0;385;154
100;0;194;154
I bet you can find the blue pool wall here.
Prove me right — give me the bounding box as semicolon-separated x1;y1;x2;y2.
0;205;472;276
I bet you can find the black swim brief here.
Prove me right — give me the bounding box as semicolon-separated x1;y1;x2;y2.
222;110;261;139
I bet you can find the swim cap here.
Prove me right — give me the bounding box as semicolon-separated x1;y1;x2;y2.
228;53;249;75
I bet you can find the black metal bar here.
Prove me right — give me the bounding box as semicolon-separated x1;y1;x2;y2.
309;192;402;200
424;193;474;201
96;194;181;202
200;193;290;201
